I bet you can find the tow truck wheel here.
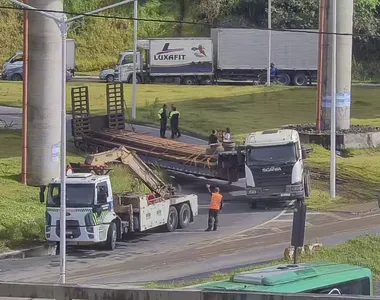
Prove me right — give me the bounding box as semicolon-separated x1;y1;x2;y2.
105;222;117;251
178;203;191;229
166;206;179;232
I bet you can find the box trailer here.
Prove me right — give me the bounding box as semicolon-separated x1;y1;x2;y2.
211;28;318;86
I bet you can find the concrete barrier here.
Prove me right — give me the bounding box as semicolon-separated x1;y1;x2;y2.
0;282;379;300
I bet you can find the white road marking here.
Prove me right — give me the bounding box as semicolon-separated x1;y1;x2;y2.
206;200;295;246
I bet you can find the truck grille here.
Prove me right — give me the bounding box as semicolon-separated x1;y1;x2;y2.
56;220;81;238
254;175;292;187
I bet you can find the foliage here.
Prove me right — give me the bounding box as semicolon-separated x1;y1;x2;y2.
1;0;380;77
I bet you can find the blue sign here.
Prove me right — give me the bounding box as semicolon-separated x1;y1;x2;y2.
52;143;60;163
322;93;351;108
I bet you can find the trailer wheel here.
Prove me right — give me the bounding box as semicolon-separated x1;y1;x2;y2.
293;73;308;86
166;206;179;232
304;171;311;198
182;76;196;85
178;203;191;229
104;222;117;251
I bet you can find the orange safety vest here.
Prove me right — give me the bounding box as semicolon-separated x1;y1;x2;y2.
209;193;223;210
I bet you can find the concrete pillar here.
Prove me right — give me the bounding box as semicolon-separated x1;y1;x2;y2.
321;0;353;130
27;0;63;186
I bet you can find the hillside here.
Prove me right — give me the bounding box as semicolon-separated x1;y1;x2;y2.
1;0;380;78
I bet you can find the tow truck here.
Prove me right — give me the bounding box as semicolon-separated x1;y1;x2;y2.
44;146;198;250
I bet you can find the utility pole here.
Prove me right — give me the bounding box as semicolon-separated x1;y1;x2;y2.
21;0;28;185
321;0;353;131
267;0;272;86
9;0;135;283
26;0;63;187
131;0;138;119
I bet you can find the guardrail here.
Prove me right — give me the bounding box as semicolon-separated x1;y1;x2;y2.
0;282;379;300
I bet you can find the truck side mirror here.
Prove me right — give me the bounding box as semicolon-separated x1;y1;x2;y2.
301;146;307;159
40;186;46;203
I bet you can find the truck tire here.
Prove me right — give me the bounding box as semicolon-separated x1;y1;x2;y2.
178;203;191;229
166;206;179;232
293;73;308;86
127;75;141;84
304;171;311;198
182;76;196;85
277;73;291;86
104;222;117;251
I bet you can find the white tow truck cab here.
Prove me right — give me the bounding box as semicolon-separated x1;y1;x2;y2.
244;129;310;208
45;147;198;250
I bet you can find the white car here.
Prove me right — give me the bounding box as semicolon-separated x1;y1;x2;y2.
99;69;115;82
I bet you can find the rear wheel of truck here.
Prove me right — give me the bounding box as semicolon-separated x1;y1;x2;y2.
104;222;117;251
178;203;191;229
182;76;196;85
166;206;179;232
293;73;308;86
127;75;141;84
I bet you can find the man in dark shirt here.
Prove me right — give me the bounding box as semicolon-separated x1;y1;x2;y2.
208;129;219;144
168;107;181;138
158;104;167;138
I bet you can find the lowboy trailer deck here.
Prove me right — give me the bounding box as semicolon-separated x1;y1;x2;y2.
71;83;245;183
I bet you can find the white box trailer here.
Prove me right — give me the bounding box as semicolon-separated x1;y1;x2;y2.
211;28;318;86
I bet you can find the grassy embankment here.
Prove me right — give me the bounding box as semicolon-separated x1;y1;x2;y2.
145;234;380;288
1;82;380;210
0;129;148;252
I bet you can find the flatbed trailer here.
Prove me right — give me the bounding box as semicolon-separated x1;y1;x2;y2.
71;83;245;183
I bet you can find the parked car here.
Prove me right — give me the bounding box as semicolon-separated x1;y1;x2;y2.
99;68;115;82
1;65;73;81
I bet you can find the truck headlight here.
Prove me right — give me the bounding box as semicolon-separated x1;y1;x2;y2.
247;189;257;195
291;185;303;191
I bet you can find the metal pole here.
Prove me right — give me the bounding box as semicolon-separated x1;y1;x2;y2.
21;0;28;185
267;0;272;86
330;0;337;198
131;0;138;119
59;15;68;283
316;0;326;132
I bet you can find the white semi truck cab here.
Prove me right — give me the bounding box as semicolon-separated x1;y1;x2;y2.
244;129;310;208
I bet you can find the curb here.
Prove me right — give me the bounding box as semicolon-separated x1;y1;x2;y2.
0;243;57;260
326;208;379;216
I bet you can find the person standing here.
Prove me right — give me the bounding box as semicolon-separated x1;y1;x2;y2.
205;184;223;231
208;129;219;144
168;106;181;138
158;104;168;138
223;127;231;142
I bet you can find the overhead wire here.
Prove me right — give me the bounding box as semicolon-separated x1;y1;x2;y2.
0;4;379;38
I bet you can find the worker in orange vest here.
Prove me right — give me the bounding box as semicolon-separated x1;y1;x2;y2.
205;184;223;231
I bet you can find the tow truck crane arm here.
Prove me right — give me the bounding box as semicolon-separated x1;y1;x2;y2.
84;146;175;197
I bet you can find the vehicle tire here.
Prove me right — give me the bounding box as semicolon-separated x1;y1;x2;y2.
166;206;179;232
258;73;267;84
304;170;311;198
249;201;257;209
293;73;308;86
178;203;191;229
127;75;141;84
276;73;291;86
182;76;196;85
11;73;22;81
104;222;117;251
106;74;114;83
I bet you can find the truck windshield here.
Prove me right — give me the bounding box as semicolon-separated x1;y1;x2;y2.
246;143;297;166
47;184;95;207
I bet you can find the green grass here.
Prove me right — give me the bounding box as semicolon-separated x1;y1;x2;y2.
0;129;150;252
145;234;380;289
2;82;380;140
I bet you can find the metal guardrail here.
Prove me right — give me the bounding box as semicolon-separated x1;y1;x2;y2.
0;282;379;300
